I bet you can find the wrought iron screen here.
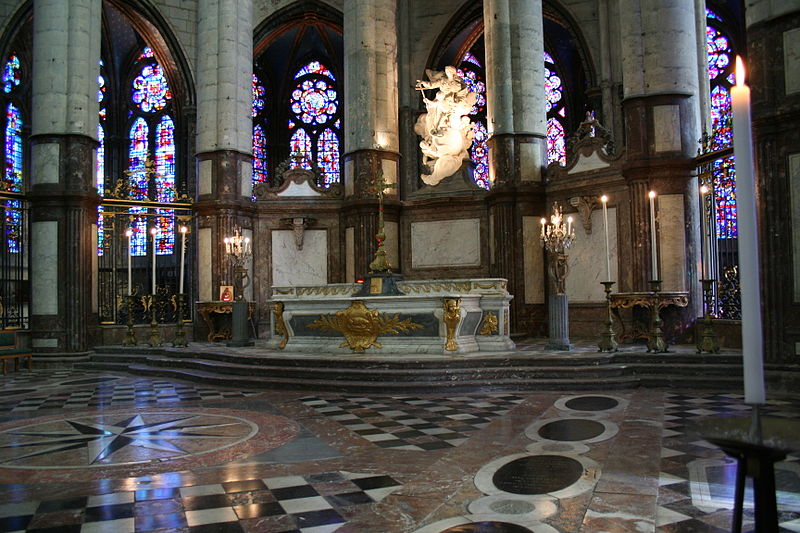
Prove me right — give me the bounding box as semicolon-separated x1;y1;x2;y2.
0;192;27;329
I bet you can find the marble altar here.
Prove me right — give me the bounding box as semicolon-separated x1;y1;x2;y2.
268;279;514;355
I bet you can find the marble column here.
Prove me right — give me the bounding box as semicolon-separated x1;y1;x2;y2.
342;0;400;279
194;0;255;303
619;0;702;319
28;0;101;357
747;2;800;363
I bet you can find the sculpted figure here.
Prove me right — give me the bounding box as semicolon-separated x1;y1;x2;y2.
415;66;478;186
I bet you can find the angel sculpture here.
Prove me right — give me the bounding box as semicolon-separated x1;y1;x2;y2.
414;66;478;186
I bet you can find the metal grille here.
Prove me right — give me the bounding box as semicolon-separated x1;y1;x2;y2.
0;193;28;329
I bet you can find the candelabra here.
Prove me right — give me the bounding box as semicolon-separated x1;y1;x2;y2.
224;227;252;301
541;202;576;350
144;294;162;347
173;293;188;347
696;278;720;353
123;294;137;346
597;281;618;352
647;280;667;353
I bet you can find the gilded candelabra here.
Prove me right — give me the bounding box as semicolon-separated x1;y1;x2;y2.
368;168;395;274
540;202;575;294
647;280;668;353
224;227;252;301
597;281;618;352
173;293;188;347
696;278;720;353
123;294;137;346
144;294;162;347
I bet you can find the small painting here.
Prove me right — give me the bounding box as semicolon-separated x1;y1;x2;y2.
219;285;234;301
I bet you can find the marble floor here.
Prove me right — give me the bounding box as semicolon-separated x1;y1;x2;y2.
0;368;798;532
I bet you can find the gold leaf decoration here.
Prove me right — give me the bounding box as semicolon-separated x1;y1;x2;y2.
308;300;423;353
479;312;499;335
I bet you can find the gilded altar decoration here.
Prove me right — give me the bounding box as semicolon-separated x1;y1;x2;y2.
273;302;289;350
442;298;461;351
308;301;423;353
479;312;499;336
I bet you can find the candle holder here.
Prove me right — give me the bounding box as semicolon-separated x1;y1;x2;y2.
597;281;618;352
696;279;720;354
172;293;188;347
122;294;137;346
224;227;252;301
145;294;162;347
647;280;668;353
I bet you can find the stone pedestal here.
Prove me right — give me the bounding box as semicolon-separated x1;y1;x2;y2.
546;293;572;351
226;300;253;347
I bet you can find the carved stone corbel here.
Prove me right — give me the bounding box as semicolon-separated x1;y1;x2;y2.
281;217;314;250
569;196;597;234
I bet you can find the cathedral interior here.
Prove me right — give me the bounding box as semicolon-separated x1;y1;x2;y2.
0;0;798;532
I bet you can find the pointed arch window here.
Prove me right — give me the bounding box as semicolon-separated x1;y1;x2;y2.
287;61;341;186
3;53;23;255
252;74;268;194
544;51;567;166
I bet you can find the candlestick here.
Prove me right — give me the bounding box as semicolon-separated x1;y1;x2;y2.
126;229;133;296
601;195;611;282
731;56;765;405
648;190;658;280
150;227;157;295
699;185;709;279
179;226;187;294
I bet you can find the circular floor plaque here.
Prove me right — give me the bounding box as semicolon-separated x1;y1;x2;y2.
563;396;619;411
492;455;584;495
537;419;606;442
440;522;533;533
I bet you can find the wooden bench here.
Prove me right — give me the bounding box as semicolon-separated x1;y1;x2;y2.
0;330;31;375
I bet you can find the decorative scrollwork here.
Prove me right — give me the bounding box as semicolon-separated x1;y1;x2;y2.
718;264;741;319
479;312;498;336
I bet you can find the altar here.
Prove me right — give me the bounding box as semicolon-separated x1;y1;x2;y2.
267;279;514;355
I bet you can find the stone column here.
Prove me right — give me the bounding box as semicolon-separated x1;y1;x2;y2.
194;0;254;305
28;0;101;358
619;0;702;322
342;0;400;280
747;2;800;363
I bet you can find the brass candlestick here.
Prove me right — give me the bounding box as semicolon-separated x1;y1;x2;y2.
368;167;395;274
647;279;668;353
696;278;720;353
173;293;188;347
145;294;162;347
123;294;137;346
597;281;618;352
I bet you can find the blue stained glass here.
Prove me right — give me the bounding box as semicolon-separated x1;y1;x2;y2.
291;79;337;124
713;155;737;238
155;116;175;202
457;68;486;115
252;74;265;117
253;124;268;192
132;64;172;113
471;122;490;189
3;54;20;94
544;52;567;165
317;128;340;185
97;206;105;256
129;207;148;257
139;46;155;61
458;51;489;188
547;117;566;165
97;74;106;103
5;199;21;253
5;102;22;192
706;8;722;20
289;129;312;170
462;52;481;67
97;124;105;193
154;208;174;255
294;61;335;81
128;118;149;200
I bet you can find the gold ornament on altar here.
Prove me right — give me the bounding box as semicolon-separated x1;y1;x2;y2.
273;302;289;350
308;301;423;353
479;312;499;336
442;298;461;351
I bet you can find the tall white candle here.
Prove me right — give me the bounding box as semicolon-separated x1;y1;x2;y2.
126;229;133;296
699;185;709;279
601;195;611;281
648;190;658;280
731;56;765;405
179;226;187;294
151;227;157;295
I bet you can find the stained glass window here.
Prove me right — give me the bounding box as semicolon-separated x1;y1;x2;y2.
97;63;106;255
287;61;341;185
544;51;567;165
4;101;21;253
706;10;737;238
458;53;489;189
3;54;20;94
252;75;267;194
154;116;175;254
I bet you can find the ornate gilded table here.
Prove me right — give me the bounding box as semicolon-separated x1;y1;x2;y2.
197;301;256;342
608;291;689;342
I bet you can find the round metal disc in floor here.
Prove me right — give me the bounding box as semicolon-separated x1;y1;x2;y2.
537;418;606;441
440;522;533;533
563;396;619;411
492;455;584;495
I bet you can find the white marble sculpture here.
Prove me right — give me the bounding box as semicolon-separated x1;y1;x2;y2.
414;66;477;186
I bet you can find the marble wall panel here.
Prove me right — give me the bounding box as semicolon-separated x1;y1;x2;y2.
522;216;545;304
31;221;58;315
790;153;800;302
240;161;252;198
566;207;618;302
272;229;328;286
659;194;686;291
568;152;610;174
31;143;59;184
346;226;355;283
653;105;681;152
785;28;800;95
199;159;212;195
198;227;212;301
410;218;480;268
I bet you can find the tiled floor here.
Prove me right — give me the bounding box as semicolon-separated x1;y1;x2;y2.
0;369;797;532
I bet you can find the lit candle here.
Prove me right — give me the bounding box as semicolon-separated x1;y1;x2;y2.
601;195;611;282
125;229;133;296
648;191;658;280
150;227;157;295
567;216;573;237
731;56;765;404
179;226;187;295
699;185;709;279
540;217;546;237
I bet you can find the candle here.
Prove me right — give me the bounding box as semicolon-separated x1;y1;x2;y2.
179;226;187;294
699;185;709;279
648;190;658;280
567;216;573;237
731;56;765;404
540;217;546;237
150;227;157;295
125;229;133;296
601;195;611;282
